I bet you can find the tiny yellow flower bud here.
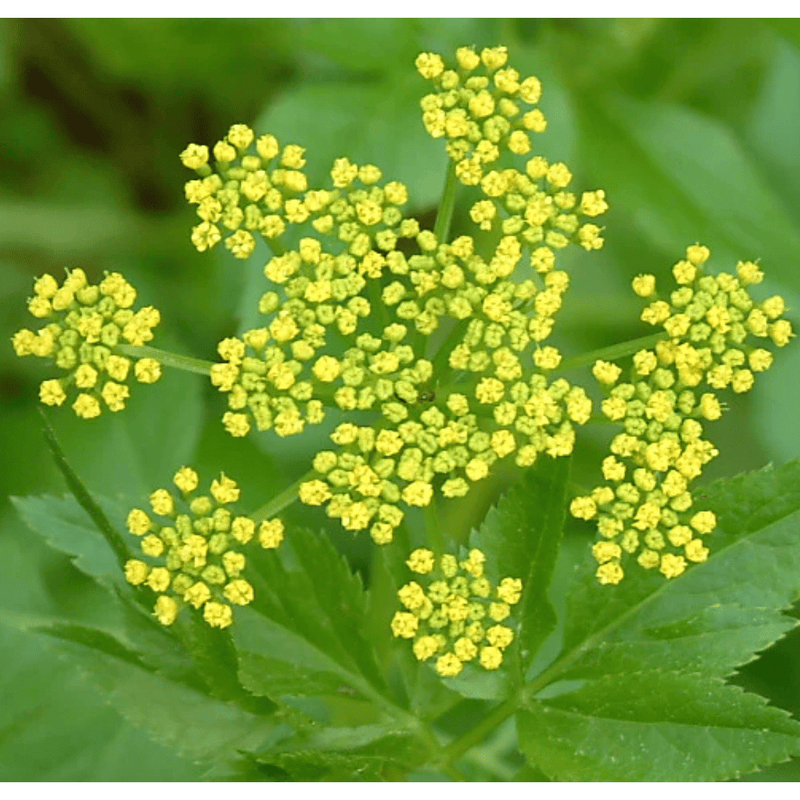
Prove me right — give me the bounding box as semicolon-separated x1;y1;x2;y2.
134;357;162;384
224;579;254;606
124;559;149;586
73;393;101;419
415;52;445;80
391;611;419;639
210;473;240;505
203;601;233;629
227;124;254;150
479;646;503;670
173;466;199;493
259;518;284;549
436;652;464;677
154;595;179;626
150;489;174;517
127;508;151;535
659;553;687;579
39;379;66;406
231;516;255;544
632;274;657;297
570;496;597;520
407;548;435;574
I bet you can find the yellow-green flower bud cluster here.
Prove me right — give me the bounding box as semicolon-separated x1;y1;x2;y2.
181;124;417;261
123;467;284;629
415;46;547;181
391;548;522;677
416;47;607;254
571;245;793;585
211;227;590;456
12;269;162;419
264;238;591;544
187;53;600;546
469;161;607;255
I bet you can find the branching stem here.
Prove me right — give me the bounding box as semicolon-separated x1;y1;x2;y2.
433;159;458;245
556;332;667;373
116;344;214;376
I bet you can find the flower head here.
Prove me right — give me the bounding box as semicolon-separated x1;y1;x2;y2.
13;269;162;418
572;245;792;583
123;468;283;628
392;547;522;677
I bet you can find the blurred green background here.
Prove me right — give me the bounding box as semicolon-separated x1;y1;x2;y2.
1;18;799;780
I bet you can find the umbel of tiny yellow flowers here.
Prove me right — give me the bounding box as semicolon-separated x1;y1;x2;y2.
391;548;522;678
184;47;607;546
123;467;285;629
181;123;417;262
416;45;608;253
12;268;162;419
571;245;793;585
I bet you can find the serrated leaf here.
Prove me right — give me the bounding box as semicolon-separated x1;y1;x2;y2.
539;461;800;683
0;624;201;781
234;528;394;711
11;494;130;589
252;722;429;781
518;670;800;781
471;456;571;673
33;621;282;765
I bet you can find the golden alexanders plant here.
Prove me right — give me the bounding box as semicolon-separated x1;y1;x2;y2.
11;45;800;782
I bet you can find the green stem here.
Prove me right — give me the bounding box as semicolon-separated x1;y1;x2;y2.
556;332;667;373
116;344;214;376
249;469;316;523
438;696;518;767
430;318;470;378
424;497;445;555
433;159;459;245
443;763;468;782
266;237;286;256
38;408;131;569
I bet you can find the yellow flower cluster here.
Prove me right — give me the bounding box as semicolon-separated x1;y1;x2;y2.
181;124;416;261
12;269;162;418
571;246;793;584
123;467;284;629
416;46;608;252
186;50;604;546
211;225;592;542
391;548;522;677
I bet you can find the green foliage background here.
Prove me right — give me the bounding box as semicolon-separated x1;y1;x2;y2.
1;18;799;780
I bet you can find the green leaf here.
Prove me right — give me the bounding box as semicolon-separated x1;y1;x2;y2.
578;94;800;284
286;19;420;73
513;461;800;781
11;494;129;590
256;78;447;214
55;348;204;498
471;455;572;672
0;623;201;780
537;461;800;683
745;39;800;218
234;528;393;708
518;670;800;781
32;620;282;765
252;722;429;781
39;410;130;569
